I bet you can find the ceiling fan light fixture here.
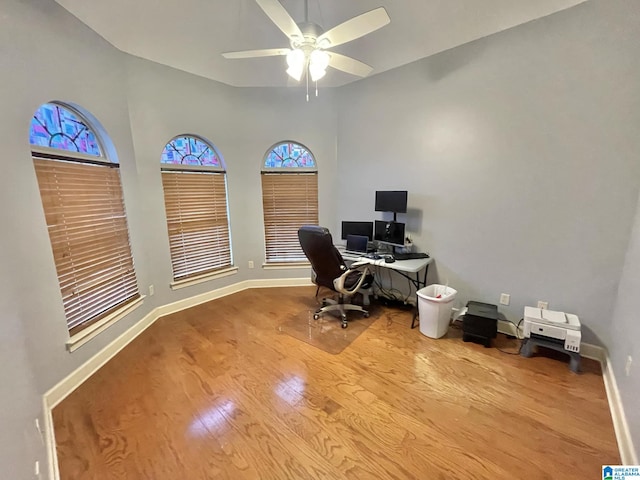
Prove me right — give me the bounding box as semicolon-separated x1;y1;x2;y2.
309;49;330;82
286;64;304;81
309;64;326;82
223;1;390;92
286;48;305;81
310;49;330;70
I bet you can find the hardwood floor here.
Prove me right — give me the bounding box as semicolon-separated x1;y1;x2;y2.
53;287;619;479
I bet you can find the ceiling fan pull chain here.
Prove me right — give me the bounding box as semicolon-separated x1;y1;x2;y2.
315;80;318;97
306;72;309;102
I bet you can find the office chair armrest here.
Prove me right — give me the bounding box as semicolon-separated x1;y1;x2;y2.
333;265;371;296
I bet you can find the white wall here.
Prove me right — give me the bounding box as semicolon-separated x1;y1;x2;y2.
335;0;640;347
0;1;337;476
0;0;144;475
0;0;338;393
2;0;640;475
0;233;44;480
0;0;153;390
610;188;640;456
124;57;338;308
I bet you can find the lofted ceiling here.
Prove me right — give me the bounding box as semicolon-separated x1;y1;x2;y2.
55;0;587;88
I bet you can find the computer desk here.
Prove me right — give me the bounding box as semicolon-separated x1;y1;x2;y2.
339;248;432;329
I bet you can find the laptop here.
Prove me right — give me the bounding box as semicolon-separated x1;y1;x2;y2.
345;234;369;256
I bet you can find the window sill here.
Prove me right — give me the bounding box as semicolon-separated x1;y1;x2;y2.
66;296;145;352
262;262;311;269
170;266;239;290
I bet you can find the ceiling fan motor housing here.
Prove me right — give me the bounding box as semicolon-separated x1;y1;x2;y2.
291;22;329;51
222;1;390;79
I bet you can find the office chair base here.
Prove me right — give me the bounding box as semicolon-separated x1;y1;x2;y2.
313;302;369;329
320;289;371;307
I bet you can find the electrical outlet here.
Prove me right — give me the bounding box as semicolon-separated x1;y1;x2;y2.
499;293;510;306
148;284;155;296
34;460;40;477
537;301;548;309
248;260;254;269
626;356;633;376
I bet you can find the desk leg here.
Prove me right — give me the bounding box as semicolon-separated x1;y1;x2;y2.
421;265;428;289
411;265;429;329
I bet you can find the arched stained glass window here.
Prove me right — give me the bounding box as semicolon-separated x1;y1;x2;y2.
160;134;231;281
264;142;316;169
29;103;103;158
29;102;138;335
161;135;222;168
261;141;318;263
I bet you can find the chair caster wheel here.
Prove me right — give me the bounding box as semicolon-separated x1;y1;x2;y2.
341;322;348;329
363;312;370;318
313;313;320;320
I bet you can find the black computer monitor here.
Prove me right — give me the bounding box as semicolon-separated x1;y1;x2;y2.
374;220;405;248
375;191;408;213
341;221;374;241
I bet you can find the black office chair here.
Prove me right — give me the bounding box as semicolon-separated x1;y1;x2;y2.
298;225;374;329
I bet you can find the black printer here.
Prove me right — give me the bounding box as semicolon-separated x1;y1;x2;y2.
463;301;498;347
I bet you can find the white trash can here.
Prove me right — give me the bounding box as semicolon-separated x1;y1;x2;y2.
417;284;457;338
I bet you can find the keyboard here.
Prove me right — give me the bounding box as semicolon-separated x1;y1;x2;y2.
392;252;429;260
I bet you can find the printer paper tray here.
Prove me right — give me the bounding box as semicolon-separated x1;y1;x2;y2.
527;322;567;340
531;333;565;347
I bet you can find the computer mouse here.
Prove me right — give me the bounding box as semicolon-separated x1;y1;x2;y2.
384;256;395;263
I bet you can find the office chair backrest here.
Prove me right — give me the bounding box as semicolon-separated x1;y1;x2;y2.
298;225;346;291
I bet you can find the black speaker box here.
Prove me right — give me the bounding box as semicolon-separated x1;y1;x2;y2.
463;301;498;347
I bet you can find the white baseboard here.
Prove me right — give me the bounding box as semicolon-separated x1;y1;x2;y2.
572;346;640;464
248;277;313;288
496;321;636;464
601;353;639;465
42;279;636;476
155;280;250;318
578;342;604;362
42;277;311;480
156;278;313;318
43;396;59;480
497;319;519;337
44;307;158;410
43;307;158;480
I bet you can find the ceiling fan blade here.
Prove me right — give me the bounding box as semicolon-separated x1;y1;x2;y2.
256;0;303;40
222;48;290;59
318;7;390;48
328;53;373;77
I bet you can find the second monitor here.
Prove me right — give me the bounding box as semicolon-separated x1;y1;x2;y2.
375;191;408;214
341;221;374;241
374;220;405;248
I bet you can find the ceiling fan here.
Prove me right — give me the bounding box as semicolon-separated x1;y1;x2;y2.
222;0;390;84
